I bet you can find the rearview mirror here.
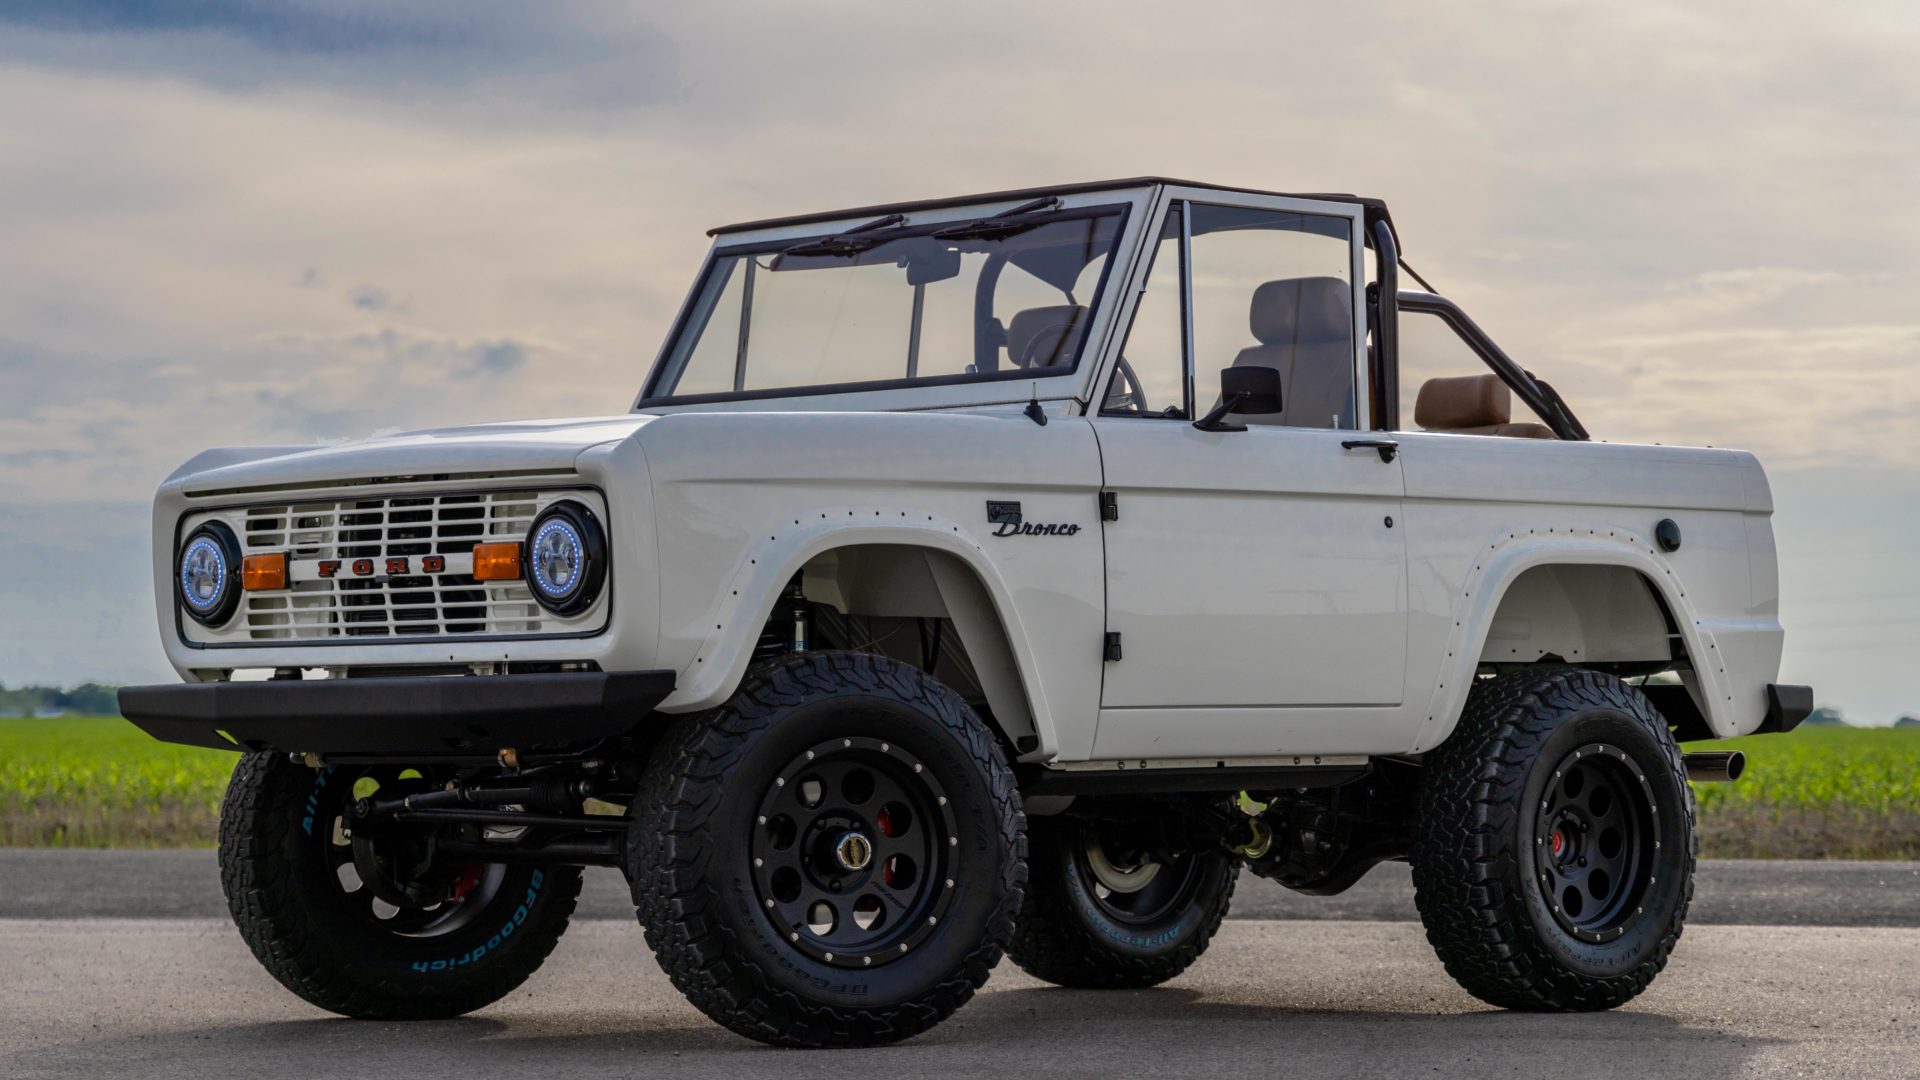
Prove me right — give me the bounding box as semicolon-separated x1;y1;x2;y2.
905;248;961;286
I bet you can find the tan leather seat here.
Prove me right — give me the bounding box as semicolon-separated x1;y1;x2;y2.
1413;374;1556;438
1228;277;1355;429
1004;305;1087;369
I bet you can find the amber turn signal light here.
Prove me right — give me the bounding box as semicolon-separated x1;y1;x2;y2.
241;552;287;591
472;542;523;581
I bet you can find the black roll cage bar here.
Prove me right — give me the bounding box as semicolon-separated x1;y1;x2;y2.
1365;217;1588;442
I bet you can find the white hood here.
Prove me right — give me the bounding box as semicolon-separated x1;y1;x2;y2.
163;415;653;495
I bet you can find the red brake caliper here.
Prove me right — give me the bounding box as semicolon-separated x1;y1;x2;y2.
449;861;485;902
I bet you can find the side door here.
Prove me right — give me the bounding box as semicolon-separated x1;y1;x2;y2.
1088;191;1410;760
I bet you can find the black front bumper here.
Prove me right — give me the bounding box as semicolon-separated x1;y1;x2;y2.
118;670;676;757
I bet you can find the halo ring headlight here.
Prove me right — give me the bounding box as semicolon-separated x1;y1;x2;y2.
523;501;606;617
178;522;242;626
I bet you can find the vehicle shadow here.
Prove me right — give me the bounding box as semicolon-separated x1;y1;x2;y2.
11;986;1779;1080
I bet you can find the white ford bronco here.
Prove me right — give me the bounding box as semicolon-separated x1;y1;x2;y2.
122;178;1810;1046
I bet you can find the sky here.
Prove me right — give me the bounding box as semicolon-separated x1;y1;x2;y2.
0;0;1915;722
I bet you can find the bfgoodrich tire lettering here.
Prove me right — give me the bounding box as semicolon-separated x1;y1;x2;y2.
1009;814;1236;989
219;752;582;1020
628;651;1025;1048
1411;668;1695;1011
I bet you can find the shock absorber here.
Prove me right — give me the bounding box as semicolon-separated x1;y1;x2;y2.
789;579;809;653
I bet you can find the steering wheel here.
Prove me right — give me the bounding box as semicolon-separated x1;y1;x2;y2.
1102;355;1148;414
1016;322;1081;370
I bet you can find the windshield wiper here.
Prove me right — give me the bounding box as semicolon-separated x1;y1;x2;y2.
778;213;909;258
931;196;1062;241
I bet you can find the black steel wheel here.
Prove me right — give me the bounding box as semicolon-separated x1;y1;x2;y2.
318;765;507;938
629;651;1025;1048
1534;743;1659;942
748;736;961;968
1412;668;1694;1011
1008;813;1237;989
219;752;583;1020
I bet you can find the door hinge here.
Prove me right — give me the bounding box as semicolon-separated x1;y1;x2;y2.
1098;491;1119;522
1103;631;1123;662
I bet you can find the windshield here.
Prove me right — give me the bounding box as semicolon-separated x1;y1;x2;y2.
643;205;1128;403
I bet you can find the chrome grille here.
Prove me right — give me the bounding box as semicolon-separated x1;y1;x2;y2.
231;491;563;641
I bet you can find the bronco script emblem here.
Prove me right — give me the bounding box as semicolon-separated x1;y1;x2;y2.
985;500;1082;538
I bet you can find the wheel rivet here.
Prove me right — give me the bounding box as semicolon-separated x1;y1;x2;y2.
1636;907;1643;915
844;739;852;748
914;764;924;774
806;751;815;760
790;932;799;942
753;858;763;867
928;916;938;925
949;836;958;847
776;778;785;787
945;878;955;888
758;815;767;824
881;743;890;752
937;796;947;806
824;952;834;961
899;944;909;953
765;899;775;908
863;956;872;966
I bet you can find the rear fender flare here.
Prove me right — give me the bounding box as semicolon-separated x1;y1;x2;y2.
1410;527;1734;752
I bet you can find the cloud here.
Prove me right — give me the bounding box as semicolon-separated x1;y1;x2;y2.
467;339;525;377
1;0;1918;716
347;284;400;312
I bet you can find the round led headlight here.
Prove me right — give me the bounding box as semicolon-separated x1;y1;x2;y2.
178;522;242;626
524;501;606;616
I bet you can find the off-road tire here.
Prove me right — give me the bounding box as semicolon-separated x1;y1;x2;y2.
219;751;583;1020
1008;813;1237;989
629;651;1025;1048
1411;668;1695;1011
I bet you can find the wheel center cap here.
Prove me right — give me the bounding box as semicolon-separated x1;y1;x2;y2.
833;831;873;871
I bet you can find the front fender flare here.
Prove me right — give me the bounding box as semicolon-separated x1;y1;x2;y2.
658;513;1057;755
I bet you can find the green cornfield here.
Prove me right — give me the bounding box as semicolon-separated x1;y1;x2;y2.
3;717;1917;856
1683;726;1920;859
0;716;231;847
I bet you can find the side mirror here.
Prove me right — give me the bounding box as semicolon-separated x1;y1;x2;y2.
1220;366;1283;414
1193;366;1283;432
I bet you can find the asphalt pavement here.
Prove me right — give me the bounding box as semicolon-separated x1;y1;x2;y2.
3;854;1917;1078
4;848;1916;925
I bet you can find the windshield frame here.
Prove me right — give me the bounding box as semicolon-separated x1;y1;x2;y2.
635;195;1143;411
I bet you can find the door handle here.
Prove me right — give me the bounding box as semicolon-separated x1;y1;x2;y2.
1341;439;1400;463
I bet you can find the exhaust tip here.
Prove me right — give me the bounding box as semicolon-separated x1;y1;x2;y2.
1684;750;1746;783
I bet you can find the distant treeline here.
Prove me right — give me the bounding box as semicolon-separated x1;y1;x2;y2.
0;684;119;716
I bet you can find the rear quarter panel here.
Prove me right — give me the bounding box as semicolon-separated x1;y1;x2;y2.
1398;433;1783;750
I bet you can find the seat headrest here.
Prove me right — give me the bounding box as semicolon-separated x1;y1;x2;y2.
1005;305;1086;368
1415;374;1512;430
1250;277;1351;346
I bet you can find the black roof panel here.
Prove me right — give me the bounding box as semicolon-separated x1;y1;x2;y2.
709;177;1394;243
